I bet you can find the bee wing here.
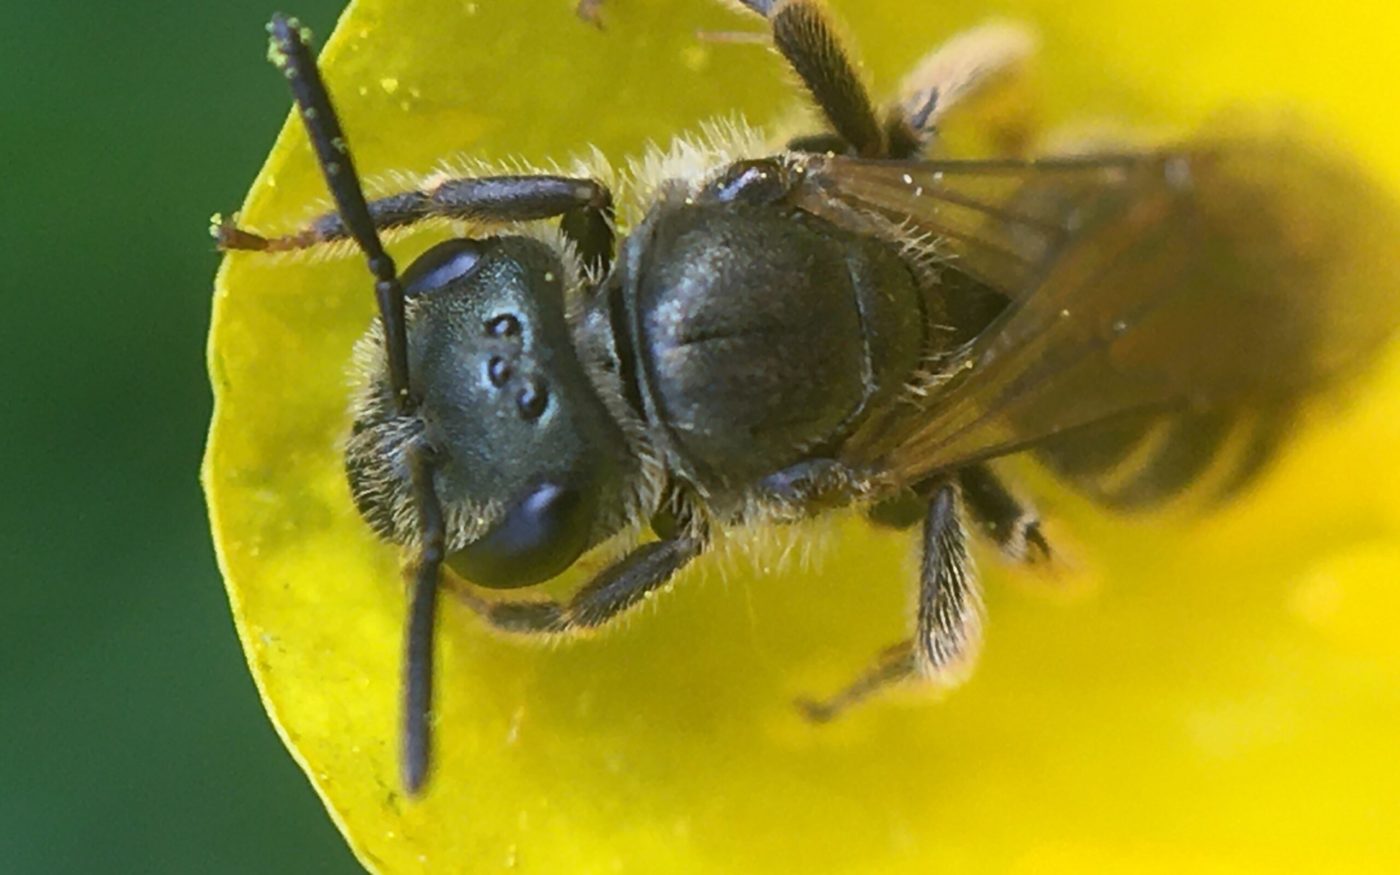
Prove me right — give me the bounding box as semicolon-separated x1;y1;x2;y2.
793;151;1176;299
791;146;1400;484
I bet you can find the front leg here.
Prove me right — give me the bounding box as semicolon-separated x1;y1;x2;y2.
216;173;616;273
800;477;982;721
459;534;706;635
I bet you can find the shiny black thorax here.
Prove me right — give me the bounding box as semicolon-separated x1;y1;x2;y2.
589;170;938;512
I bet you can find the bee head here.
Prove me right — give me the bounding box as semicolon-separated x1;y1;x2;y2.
346;235;633;588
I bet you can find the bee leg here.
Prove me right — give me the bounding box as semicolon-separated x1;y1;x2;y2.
886;22;1038;158
795;642;918;723
865;488;925;530
728;0;886;158
215;174;617;274
785;131;856;157
576;0;604;28
756;458;860;513
799;479;982;721
957;464;1050;563
457;534;707;635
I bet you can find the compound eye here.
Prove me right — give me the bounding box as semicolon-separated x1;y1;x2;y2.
401;239;486;297
446;479;592;589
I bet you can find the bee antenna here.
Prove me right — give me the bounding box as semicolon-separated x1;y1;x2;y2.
266;14;413;414
403;443;446;796
267;15;442;795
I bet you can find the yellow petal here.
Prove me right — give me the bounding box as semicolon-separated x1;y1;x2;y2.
206;0;1400;872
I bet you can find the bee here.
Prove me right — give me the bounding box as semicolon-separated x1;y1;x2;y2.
217;4;1400;795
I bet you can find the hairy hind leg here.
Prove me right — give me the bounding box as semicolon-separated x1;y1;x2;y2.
800;478;982;721
958;464;1051;563
725;0;889;157
888;22;1039;158
724;4;1037;159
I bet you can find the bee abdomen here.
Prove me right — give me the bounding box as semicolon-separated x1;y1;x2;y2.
1033;405;1294;509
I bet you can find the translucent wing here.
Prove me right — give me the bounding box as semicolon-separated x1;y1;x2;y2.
793;150;1170;298
790;142;1400;486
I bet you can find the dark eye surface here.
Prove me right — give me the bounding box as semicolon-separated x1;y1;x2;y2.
401;238;485;297
446;479;592;589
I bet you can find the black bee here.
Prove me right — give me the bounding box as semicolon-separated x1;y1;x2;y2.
217;4;1400;795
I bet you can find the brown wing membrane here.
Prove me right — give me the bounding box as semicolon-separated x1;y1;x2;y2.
793;151;1175;298
791;141;1400;486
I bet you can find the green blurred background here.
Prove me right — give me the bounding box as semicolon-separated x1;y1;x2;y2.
0;1;361;871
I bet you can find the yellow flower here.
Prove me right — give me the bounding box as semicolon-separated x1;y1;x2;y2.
205;0;1400;871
